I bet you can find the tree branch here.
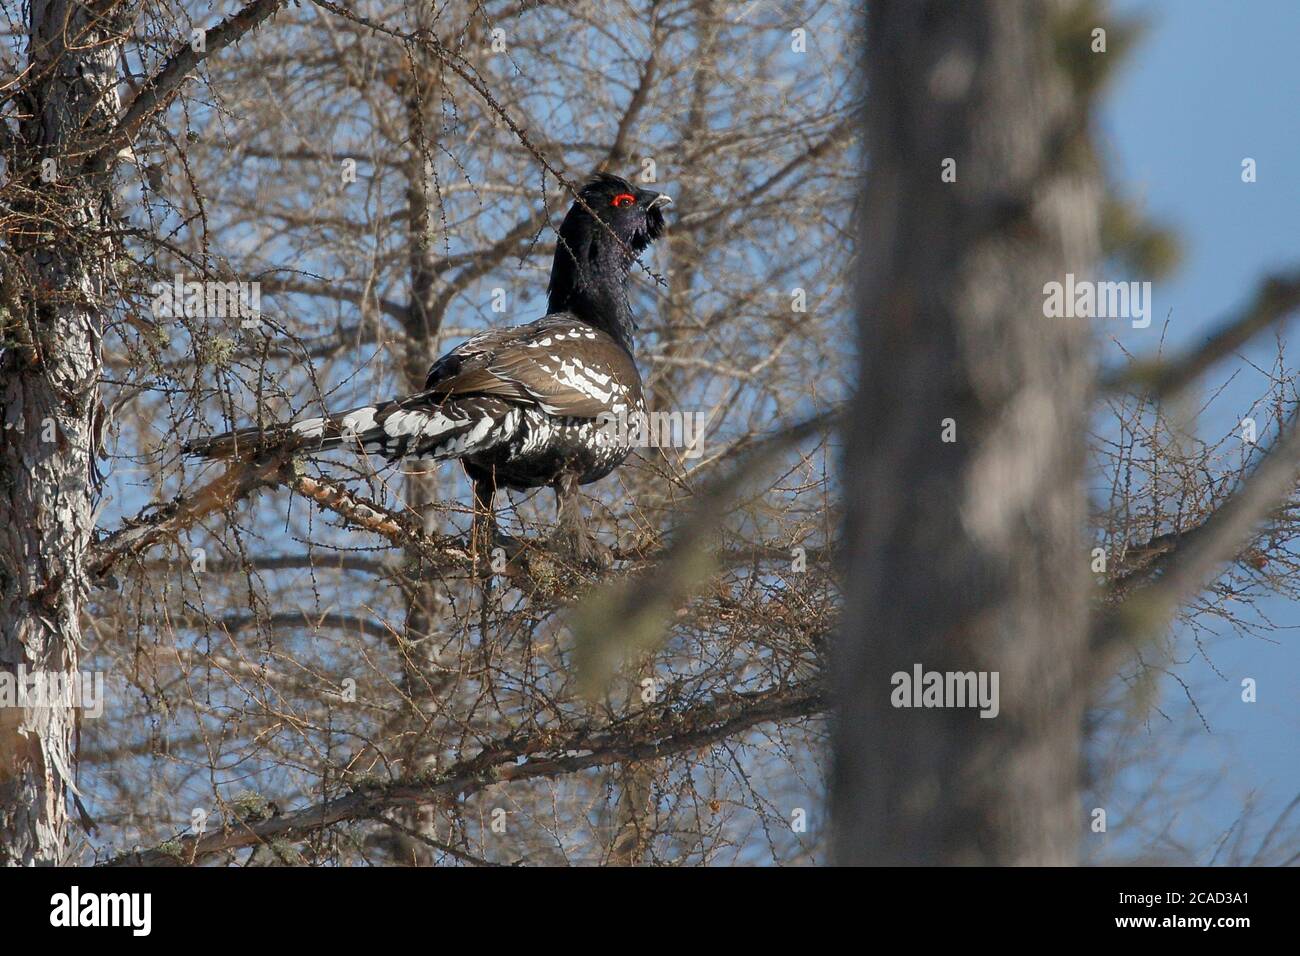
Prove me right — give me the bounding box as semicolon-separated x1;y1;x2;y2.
258;276;410;323
1100;269;1300;397
88;454;295;581
88;0;289;169
100;680;825;866
572;411;839;694
1092;399;1300;673
92;446;828;595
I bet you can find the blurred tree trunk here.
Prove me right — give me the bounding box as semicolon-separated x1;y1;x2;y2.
833;0;1102;864
0;1;123;865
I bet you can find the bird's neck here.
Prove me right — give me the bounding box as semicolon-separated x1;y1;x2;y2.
547;230;637;352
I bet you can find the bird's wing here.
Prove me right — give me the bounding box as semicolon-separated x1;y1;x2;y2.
426;315;642;418
422;325;521;390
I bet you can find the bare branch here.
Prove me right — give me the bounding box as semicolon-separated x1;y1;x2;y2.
100;680;825;866
1092;400;1300;672
88;454;295;581
88;0;289;169
1100;270;1300;397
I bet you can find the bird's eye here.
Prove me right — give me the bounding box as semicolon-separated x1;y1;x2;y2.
611;193;636;208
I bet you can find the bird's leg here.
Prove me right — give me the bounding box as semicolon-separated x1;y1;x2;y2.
472;475;524;577
552;473;611;568
471;477;498;577
470;477;501;640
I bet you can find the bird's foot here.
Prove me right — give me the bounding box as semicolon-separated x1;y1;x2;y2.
551;525;613;571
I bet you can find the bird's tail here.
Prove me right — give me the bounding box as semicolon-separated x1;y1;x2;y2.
182;404;380;460
183;394;512;462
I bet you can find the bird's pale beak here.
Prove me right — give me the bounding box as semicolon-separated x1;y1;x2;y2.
647;193;673;209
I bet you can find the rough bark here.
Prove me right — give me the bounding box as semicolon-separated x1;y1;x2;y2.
1;0;288;868
833;0;1102;864
0;0;124;865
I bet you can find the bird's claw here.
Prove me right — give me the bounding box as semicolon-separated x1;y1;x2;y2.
552;526;613;570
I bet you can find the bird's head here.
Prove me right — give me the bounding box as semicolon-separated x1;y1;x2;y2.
547;173;671;347
563;172;672;259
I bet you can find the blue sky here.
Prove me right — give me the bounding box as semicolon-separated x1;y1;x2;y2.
1099;0;1300;861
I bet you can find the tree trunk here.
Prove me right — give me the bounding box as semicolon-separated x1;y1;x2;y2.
394;24;451;864
0;1;122;865
833;0;1102;864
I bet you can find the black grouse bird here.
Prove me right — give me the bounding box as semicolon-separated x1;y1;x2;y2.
184;173;672;563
